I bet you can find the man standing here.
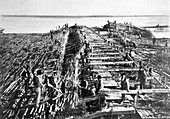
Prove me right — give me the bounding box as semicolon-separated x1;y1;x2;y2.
120;73;130;92
80;77;88;98
33;69;44;107
21;68;28;94
80;52;85;67
138;68;146;89
95;75;102;94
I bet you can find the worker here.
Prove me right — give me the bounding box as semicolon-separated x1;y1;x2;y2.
138;68;146;89
107;20;111;34
92;71;98;80
139;61;143;69
85;57;89;64
84;43;91;57
84;48;88;57
114;20;117;32
91;85;96;96
95;75;102;94
107;20;110;24
33;69;44;107
84;34;87;40
46;73;57;99
123;52;129;61
87;84;96;96
80;77;88;98
152;37;156;46
138;34;141;39
80;52;85;67
21;68;29;94
121;73;130;91
121;73;126;90
148;67;153;89
50;30;53;40
165;40;168;47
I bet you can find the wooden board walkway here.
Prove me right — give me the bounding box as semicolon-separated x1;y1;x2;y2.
83;26;170;118
80;24;170;119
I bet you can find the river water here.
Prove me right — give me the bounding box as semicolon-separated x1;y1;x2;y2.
0;16;170;38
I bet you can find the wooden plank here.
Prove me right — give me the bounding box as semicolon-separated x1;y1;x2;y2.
105;92;122;100
93;49;118;53
91;44;106;47
88;61;134;66
8;110;15;117
4;80;18;93
29;107;35;115
23;108;29;117
90;43;106;45
103;79;118;87
91;52;120;56
92;46;113;49
88;56;122;60
125;95;134;101
92;68;140;72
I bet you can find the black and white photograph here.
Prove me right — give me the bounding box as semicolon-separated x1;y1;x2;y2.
0;0;170;118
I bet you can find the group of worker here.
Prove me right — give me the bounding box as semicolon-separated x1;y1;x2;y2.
78;74;102;98
20;62;68;109
120;60;152;91
19;22;151;113
20;30;98;108
79;40;92;67
77;36;103;98
21;25;96;109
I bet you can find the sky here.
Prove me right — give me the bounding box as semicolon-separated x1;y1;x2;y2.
0;0;170;16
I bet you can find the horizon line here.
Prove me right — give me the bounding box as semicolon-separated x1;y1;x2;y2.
2;14;169;18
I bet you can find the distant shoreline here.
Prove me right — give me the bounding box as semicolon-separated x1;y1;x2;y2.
2;15;169;18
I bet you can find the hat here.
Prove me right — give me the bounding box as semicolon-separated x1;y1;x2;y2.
97;75;101;79
121;73;126;76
